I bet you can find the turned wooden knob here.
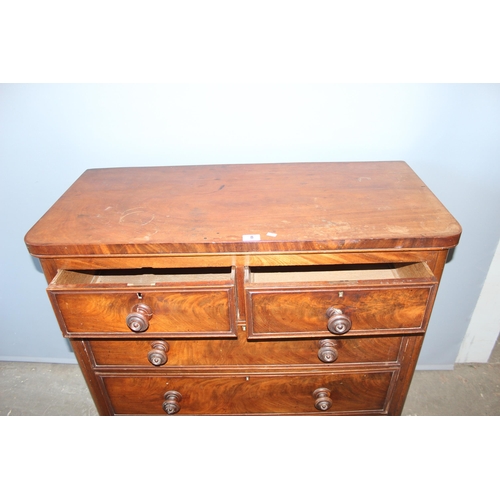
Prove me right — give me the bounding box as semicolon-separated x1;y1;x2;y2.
147;341;169;366
326;307;351;335
126;303;152;332
313;387;333;411
163;391;182;415
318;339;338;363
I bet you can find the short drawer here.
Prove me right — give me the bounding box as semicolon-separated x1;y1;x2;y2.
101;370;397;415
247;286;435;339
88;335;405;367
47;268;236;338
245;262;437;339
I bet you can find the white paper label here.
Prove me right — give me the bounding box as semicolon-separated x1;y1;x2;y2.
242;234;261;241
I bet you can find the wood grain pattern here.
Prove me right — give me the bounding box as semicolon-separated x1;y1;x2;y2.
102;371;396;415
25;162;461;256
88;335;404;367
247;285;435;338
50;288;236;337
42;250;441;276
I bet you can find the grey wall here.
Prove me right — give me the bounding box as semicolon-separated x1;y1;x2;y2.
1;83;499;367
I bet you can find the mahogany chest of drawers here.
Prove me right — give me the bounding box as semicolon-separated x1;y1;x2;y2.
25;161;461;415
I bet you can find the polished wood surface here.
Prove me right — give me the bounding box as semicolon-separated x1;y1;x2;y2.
247;285;435;338
25;162;461;256
102;371;395;415
88;336;404;367
49;288;236;337
25;162;461;415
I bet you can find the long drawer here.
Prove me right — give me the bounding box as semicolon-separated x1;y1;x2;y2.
47;268;236;338
101;370;397;415
88;335;405;367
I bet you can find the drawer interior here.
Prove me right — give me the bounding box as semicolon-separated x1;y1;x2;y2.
52;267;234;287
248;262;434;284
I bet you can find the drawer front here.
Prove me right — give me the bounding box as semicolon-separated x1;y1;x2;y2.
49;289;236;338
88;336;404;367
246;285;435;339
102;370;396;415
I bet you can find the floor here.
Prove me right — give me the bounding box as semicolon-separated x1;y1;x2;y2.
1;337;499;416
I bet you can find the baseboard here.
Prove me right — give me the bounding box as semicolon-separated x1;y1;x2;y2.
0;356;77;364
416;364;455;371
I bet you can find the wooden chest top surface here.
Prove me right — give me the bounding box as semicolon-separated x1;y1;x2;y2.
25;161;461;256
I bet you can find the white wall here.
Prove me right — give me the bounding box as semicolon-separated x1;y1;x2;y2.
1;83;499;367
457;239;500;362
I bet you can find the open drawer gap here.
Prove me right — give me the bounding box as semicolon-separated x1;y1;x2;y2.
52;267;234;287
248;262;434;284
